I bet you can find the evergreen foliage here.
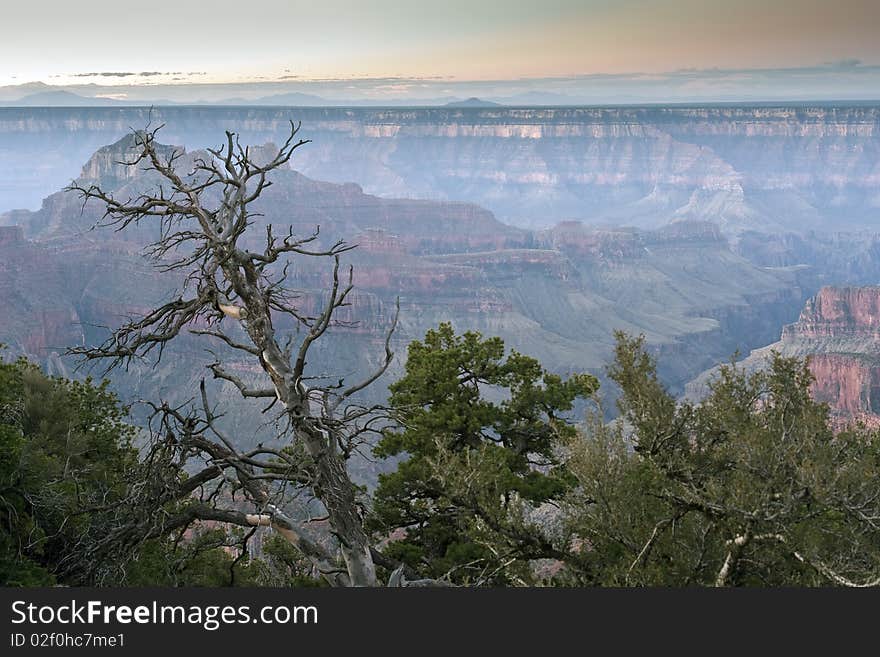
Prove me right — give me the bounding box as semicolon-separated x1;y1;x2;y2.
371;323;597;584
562;333;880;586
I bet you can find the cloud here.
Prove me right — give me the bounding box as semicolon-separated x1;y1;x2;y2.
69;71;207;78
304;75;447;83
824;59;863;69
9;61;880;104
71;72;148;77
492;62;880;86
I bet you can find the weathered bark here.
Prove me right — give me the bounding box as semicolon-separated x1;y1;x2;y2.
715;532;750;587
218;253;379;585
67;124;384;586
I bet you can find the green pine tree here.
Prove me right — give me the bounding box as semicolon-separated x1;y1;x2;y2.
370;323;597;584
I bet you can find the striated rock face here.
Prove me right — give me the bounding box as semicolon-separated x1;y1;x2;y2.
786;287;880;423
808;354;880;418
689;286;880;426
0;225;23;246
1;105;878;235
78;133;180;186
783;287;880;340
0;238;86;358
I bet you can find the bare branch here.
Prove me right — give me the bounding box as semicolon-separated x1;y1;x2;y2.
64;122;391;586
331;297;400;413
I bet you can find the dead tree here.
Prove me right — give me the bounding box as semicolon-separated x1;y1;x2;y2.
66;123;399;586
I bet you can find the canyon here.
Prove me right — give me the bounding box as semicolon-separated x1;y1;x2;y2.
2;105;880;446
1;105;878;234
0;133;817;432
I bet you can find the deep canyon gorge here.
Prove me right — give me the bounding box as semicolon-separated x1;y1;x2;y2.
1;104;880;452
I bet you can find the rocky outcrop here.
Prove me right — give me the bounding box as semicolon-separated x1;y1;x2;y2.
78;132;180;186
785;287;880;424
782;287;880;340
689;286;880;426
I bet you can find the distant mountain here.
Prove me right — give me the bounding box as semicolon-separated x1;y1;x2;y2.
492;91;581;106
0;86;563;108
223;91;331;106
0;81;53;102
238;95;492;107
444;97;502;108
0;90;125;107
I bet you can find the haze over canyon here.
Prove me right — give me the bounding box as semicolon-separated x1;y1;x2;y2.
1;103;880;445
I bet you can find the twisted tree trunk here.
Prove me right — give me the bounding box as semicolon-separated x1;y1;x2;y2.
67;125;385;586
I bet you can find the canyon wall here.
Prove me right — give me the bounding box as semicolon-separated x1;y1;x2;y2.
1;105;877;233
689;286;880;426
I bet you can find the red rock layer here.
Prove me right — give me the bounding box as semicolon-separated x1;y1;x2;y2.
785;287;880;340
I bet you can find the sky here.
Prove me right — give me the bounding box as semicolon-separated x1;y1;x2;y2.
2;0;880;102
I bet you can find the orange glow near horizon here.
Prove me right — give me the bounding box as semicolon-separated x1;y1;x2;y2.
2;1;879;91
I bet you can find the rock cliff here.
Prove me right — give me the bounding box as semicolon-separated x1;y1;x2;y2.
782;287;880;340
689;286;880;426
1;105;877;235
